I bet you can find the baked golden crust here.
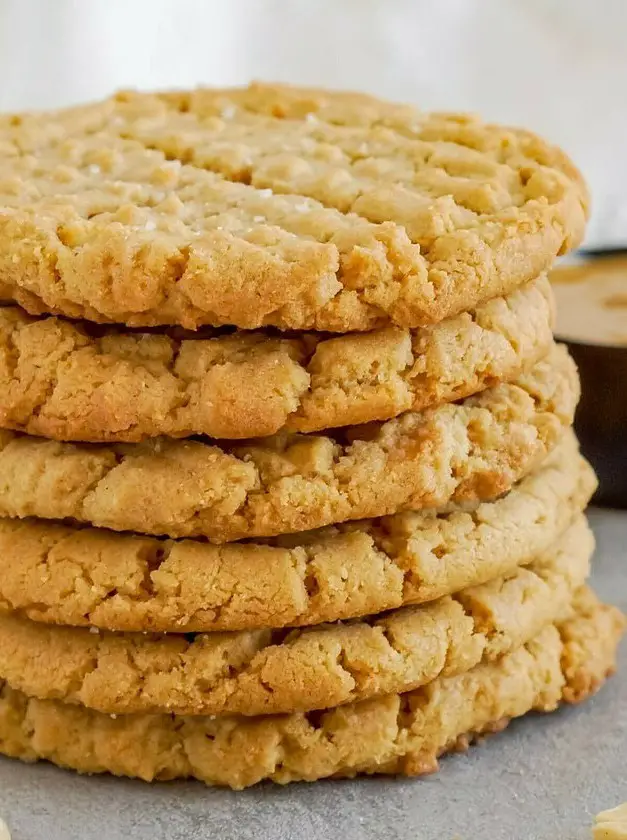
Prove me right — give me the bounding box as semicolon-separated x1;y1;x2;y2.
0;345;579;541
0;83;587;331
0;434;594;633
0;589;620;789
0;517;590;716
0;276;554;442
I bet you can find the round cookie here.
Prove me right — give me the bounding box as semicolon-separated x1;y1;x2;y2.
0;518;591;717
0;344;579;542
0;433;595;632
0;276;554;442
0;591;621;789
0;83;587;331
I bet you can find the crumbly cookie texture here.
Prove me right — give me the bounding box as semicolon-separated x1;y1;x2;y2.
0;345;578;541
0;589;621;789
0;83;587;331
0;434;595;632
0;518;590;717
593;804;627;840
0;276;554;442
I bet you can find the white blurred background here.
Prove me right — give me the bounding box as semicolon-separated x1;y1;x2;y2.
0;0;626;248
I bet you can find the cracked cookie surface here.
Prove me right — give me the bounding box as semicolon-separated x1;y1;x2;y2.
0;345;579;541
0;433;594;632
0;83;587;331
0;276;554;442
0;588;621;788
0;517;591;716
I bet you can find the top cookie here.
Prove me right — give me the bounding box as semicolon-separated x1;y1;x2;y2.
0;83;587;331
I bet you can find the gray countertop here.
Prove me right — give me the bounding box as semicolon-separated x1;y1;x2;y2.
0;507;625;840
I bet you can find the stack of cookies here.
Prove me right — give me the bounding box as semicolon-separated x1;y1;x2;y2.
0;83;622;789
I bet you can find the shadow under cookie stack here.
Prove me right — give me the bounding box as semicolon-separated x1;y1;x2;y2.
0;83;623;790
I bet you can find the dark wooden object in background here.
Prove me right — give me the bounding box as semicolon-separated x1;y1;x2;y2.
566;339;627;508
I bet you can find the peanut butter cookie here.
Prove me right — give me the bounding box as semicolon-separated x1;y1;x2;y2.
0;588;620;789
0;433;594;632
0;83;587;331
0;517;590;716
0;276;553;442
0;345;578;541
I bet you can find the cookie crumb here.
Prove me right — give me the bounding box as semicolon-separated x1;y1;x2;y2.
593;803;627;839
0;817;11;840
